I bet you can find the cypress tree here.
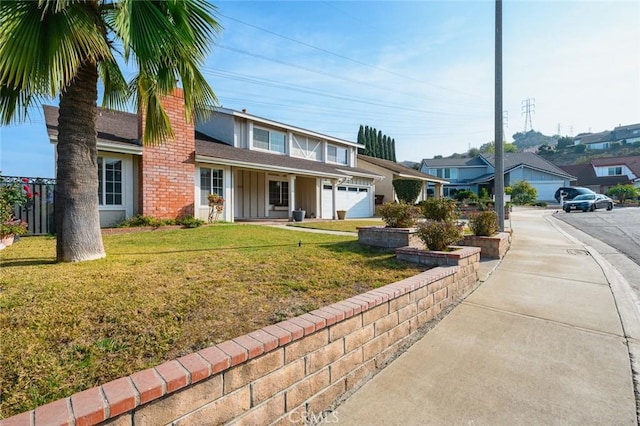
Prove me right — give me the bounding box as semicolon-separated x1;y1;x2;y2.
391;138;397;162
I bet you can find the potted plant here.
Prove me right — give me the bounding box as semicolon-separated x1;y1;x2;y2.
292;208;306;222
207;193;225;223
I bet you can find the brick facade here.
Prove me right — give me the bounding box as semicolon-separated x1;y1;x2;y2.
139;89;195;219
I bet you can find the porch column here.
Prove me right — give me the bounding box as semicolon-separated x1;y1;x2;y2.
331;179;338;220
435;182;443;198
288;175;296;219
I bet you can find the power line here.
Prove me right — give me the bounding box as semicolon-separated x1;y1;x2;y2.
217;12;488;102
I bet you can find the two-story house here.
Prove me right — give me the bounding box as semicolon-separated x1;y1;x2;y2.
559;155;640;194
44;89;383;226
420;152;575;201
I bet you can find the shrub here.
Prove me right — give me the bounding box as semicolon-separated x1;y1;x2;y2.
378;202;419;228
509;180;537;205
454;190;478;202
392;179;423;204
607;184;638;204
117;215;174;228
178;216;205;228
468;211;498;236
479;187;490;199
420;197;459;222
416;220;463;251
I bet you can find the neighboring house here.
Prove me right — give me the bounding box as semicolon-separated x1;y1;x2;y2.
559;156;640;193
573;131;612;150
611;123;640;145
573;123;640;150
357;155;448;203
43;89;383;226
420;152;575;201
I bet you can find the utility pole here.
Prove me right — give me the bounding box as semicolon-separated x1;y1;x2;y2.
495;0;504;231
521;97;535;132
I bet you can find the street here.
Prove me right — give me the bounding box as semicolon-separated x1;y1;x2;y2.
553;206;640;307
555;206;640;266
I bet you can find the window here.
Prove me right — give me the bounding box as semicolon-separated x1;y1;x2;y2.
97;157;122;206
200;168;224;206
327;145;347;164
607;166;623;176
254;127;286;153
429;168;456;179
269;181;289;206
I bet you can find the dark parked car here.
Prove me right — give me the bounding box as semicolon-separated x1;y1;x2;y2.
563;193;614;213
554;186;595;202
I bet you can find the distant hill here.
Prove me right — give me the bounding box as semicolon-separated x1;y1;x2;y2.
400;160;420;170
512;130;558;150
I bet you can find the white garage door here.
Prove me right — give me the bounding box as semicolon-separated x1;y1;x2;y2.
531;181;564;201
322;185;372;218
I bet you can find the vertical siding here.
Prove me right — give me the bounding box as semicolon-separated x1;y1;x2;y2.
235;170;267;219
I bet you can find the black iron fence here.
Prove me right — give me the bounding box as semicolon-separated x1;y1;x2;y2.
2;176;56;235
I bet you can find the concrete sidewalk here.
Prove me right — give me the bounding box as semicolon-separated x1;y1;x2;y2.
332;208;639;425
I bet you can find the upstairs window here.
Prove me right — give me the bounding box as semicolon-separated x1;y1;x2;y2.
97;157;122;206
254;127;286;153
607;166;623;176
327;145;348;165
430;168;457;179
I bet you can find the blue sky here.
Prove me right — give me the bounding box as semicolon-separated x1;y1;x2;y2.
1;0;638;178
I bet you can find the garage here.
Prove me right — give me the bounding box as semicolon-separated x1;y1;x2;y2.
322;184;372;218
530;181;565;202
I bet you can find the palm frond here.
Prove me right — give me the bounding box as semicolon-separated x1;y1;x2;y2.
0;0;112;122
99;57;130;111
111;0;221;145
134;74;174;146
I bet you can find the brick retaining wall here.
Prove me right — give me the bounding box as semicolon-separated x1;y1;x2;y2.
2;249;480;426
461;232;511;259
357;226;424;250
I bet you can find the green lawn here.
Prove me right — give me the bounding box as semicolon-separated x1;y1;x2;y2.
0;224;424;418
288;218;384;233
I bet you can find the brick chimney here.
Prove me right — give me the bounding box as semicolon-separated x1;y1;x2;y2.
139;88;195;219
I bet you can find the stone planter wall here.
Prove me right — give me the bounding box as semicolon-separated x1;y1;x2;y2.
461;232;511;259
3;251;481;426
357;226;424;250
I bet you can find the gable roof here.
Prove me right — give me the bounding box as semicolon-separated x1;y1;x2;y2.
574;131;612;144
590;155;640;177
559;163;631;187
358;155;447;183
421;156;487;168
480;152;573;178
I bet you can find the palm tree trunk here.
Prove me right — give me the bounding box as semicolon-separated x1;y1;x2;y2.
55;61;105;262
